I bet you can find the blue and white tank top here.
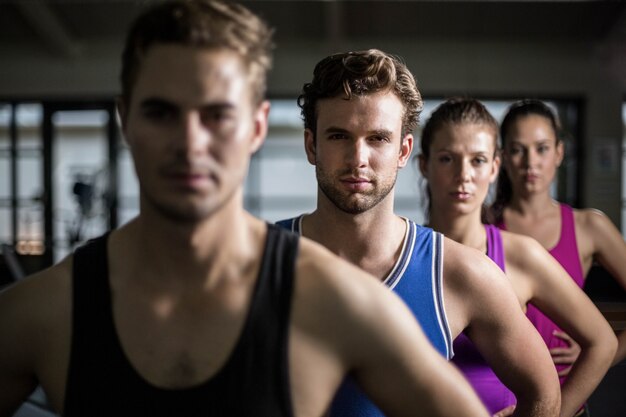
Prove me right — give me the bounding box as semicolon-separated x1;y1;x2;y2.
276;215;451;417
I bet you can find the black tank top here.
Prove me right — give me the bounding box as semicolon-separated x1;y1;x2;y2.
64;224;297;416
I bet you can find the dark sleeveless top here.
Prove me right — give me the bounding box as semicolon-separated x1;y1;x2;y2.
64;224;297;417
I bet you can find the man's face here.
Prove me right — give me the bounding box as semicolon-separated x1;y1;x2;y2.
305;91;412;214
120;45;268;223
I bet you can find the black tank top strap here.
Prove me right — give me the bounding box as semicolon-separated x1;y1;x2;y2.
233;222;297;416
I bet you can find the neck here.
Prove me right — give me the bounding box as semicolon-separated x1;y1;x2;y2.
303;191;406;278
508;190;557;217
428;206;486;252
114;191;263;290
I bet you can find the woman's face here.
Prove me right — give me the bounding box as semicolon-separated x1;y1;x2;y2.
420;122;499;217
502;114;563;197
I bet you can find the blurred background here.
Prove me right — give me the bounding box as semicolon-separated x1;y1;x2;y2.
0;1;624;416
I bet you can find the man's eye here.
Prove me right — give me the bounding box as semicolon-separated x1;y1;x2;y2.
204;110;233;124
370;136;389;143
328;134;347;140
143;107;175;121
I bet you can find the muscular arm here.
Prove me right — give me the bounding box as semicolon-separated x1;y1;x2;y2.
290;239;490;417
0;279;44;416
0;261;70;417
443;239;561;417
581;209;626;365
508;234;616;417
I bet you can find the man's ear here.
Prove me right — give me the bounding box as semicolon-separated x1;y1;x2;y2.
250;100;270;154
398;134;414;168
116;96;127;131
304;128;316;165
116;96;130;146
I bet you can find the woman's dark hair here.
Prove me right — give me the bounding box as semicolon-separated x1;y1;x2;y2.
419;97;498;223
491;99;562;223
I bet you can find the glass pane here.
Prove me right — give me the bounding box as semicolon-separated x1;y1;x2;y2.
0;104;12;200
0;207;10;244
17;158;42;200
16;203;44;254
118;208;139;228
52;110;109;261
16;103;42;151
17;103;42;129
0;158;9;199
117;147;139;209
0;104;10;151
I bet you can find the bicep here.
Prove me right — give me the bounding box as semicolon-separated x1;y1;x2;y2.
0;286;40;416
348;286;488;417
462;261;558;403
587;212;626;291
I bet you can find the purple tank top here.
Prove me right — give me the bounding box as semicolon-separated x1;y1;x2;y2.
451;224;516;414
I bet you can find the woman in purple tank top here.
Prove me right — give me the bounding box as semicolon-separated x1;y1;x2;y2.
493;100;626;386
418;98;616;417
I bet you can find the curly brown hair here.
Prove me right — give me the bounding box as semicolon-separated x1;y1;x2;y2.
298;49;423;138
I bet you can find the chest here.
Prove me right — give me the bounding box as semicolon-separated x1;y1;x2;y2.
507;215;561;250
113;292;251;389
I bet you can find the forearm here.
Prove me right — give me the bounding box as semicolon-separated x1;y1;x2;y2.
559;344;615;417
612;330;626;366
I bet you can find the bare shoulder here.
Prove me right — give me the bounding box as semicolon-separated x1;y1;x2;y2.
0;255;72;306
294;237;391;315
292;237;417;358
0;255;73;411
500;230;549;264
0;256;73;348
442;236;510;292
441;236;521;334
574;207;618;236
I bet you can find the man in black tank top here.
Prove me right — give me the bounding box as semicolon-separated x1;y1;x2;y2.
0;2;490;416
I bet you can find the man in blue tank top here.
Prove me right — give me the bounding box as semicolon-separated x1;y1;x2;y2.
0;2;492;417
277;49;560;417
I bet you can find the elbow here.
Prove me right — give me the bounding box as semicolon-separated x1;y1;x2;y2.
583;322;619;368
608;330;620;367
538;370;561;417
517;374;561;417
595;325;618;368
608;331;619;365
547;378;562;417
534;384;561;417
585;330;618;371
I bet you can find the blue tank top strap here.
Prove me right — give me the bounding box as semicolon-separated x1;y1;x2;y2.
276;215;303;234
